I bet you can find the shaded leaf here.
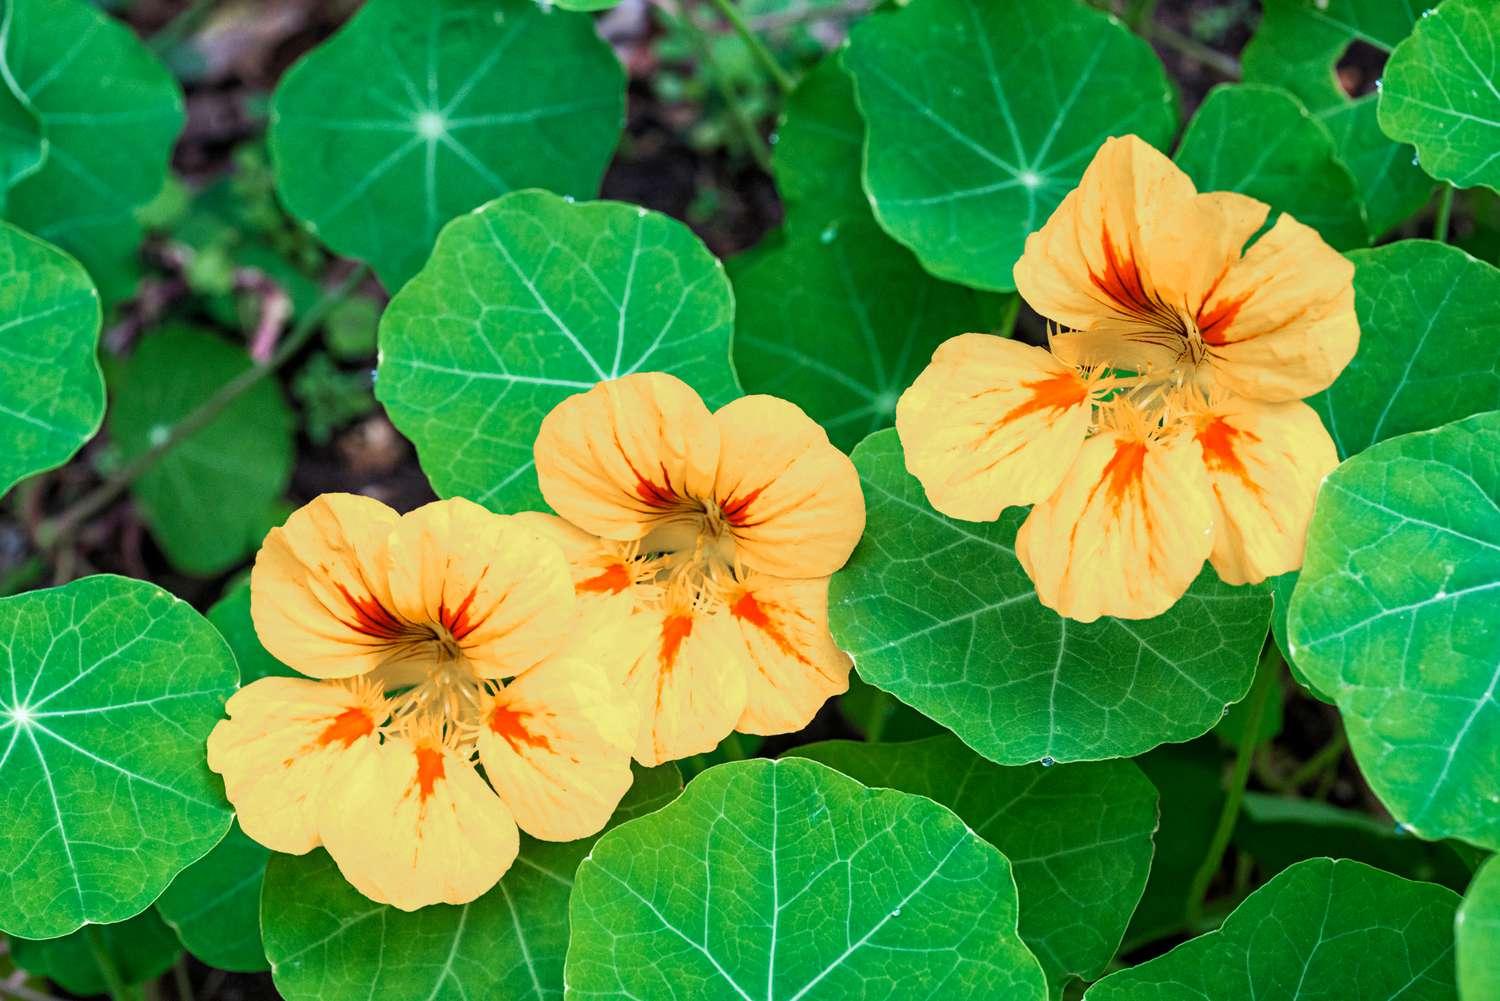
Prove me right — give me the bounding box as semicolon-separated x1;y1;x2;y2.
773;53;868;232
11;909;181;995
156;821;269;973
1124;739;1224;946
207;578;295;685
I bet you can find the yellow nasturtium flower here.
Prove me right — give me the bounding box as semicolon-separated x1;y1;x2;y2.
527;373;866;766
898;135;1356;623
207;495;637;910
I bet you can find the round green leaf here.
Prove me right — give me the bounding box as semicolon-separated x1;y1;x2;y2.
155;820;269;973
264;764;681;1001
269;0;624;291
1085;858;1460;1000
0;574;237;939
377;189;739;514
106;325;294;576
1457;856;1500;1001
0;222;102;497
1241;0;1432;238
844;0;1175;291
1174;84;1368;251
829;430;1272;765
207;578;295;684
11;910;181;995
1378;0;1500;192
0;0;184;301
1288;411;1500;849
566;757;1048;1001
790;736;1157;996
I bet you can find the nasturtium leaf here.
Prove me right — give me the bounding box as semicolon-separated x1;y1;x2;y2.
0;77;42;202
0;574;237;939
1174;84;1368;251
107;325;294;576
844;0;1175;291
1234;794;1473;892
269;0;624;291
1458;856;1500;1001
207;579;294;684
566;757;1048;1001
1289;411;1500;849
773;53;867;231
790;736;1156;996
263;764;682;1001
377;189;739;514
1125;740;1224;946
0;222;102;497
1241;0;1431;238
838;669;946;742
0;0;184;301
731;218;1008;451
1085;858;1460;1000
829;430;1272;765
11;909;181;995
156;821;269;973
1378;0;1500;192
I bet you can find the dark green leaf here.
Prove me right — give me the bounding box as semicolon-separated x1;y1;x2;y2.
11;910;181;995
156;821;269;973
773;53;867;232
1124;739;1224;946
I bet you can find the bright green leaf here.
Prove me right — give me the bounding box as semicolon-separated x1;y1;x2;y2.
566;757;1048;1000
207;579;294;685
1289;411;1500;849
107;325;294;576
1174;84;1368;250
0;574;237;939
0;0;184;301
1085;858;1460;1000
263;764;682;1001
155;820;268;973
377;189;739;514
0;222;102;496
845;0;1175;291
269;0;624;290
11;909;181;995
829;430;1272;765
1378;0;1500;192
1458;856;1500;1001
1241;0;1431;237
789;736;1156;996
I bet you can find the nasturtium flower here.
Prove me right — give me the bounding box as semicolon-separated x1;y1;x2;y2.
527;373;866;766
207;495;637;910
897;135;1354;623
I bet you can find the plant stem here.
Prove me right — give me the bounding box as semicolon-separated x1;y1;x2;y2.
1150;21;1241;80
1127;0;1159;34
1280;730;1348;792
1185;644;1282;927
1433;185;1454;242
34;265;369;552
171;959;195;1001
662;1;774;171
0;980;68;1001
706;0;796;95
82;926;141;1001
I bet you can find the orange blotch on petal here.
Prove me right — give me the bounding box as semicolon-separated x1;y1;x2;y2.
728;576;850;737
316;707;375;749
625;607;748;767
412;744;446;802
487;701;554;754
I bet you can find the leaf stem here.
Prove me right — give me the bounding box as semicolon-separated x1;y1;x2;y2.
171;959;195;1001
1432;185;1454;242
34;265;370;553
1149;21;1241;80
1186;644;1282;927
1280;729;1348;792
660;1;774;171
706;0;796;95
82;926;142;1001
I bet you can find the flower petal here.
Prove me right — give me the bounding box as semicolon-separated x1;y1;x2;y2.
896;334;1093;521
206;677;383;854
712;395;865;578
1193;398;1338;585
1199;213;1358;402
250;493;402;679
534;373;720;541
1016;425;1214;622
318;737;519;910
383;499;575;679
625;605;748;767
726;574;851;736
477;657;637;841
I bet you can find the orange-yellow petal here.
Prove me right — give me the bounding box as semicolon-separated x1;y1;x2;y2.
1198;213;1358;402
206;677;383;854
895;334;1093;521
534;373;720;541
625;605;748;767
317;736;519;910
477;657;637;841
726;574;850;736
250;494;402;679
1193;398;1338;585
1016;423;1214;622
711;395;865;579
383;499;575;680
